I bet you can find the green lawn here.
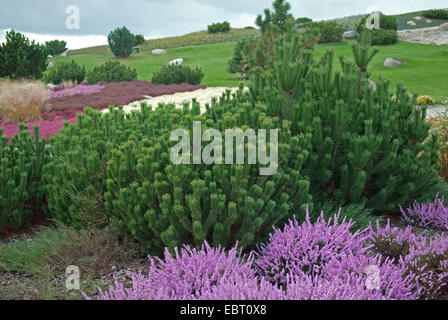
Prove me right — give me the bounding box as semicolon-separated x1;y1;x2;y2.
50;40;448;101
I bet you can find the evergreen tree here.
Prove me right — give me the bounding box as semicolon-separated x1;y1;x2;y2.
256;0;295;34
107;26;135;58
0;30;48;79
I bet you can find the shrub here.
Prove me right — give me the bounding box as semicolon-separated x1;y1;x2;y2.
423;9;448;20
256;0;295;34
296;17;312;25
151;65;204;85
369;29;398;45
417;95;435;106
107;26;135;58
133;34;145;46
255;210;369;286
0;125;49;233
45;40;68;56
0;30;48;79
249;30;441;213
357;12;398;33
314;21;344;44
87;61;137;84
401;194;448;230
208;21;231;34
0;80;50;122
43;60;86;85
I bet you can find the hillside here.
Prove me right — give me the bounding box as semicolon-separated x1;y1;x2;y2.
69;28;259;56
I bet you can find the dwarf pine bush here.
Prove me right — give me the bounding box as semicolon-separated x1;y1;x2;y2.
0;126;49;232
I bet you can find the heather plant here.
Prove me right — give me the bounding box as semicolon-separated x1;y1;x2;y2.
255;210;370;286
50;83;105;99
0;125;49;232
0;30;48;79
401;194;448;231
0;79;50;122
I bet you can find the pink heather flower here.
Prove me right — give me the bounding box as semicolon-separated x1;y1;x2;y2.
51;83;105;99
255;209;371;285
401;194;448;231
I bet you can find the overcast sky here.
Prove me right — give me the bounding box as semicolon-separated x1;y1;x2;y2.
0;0;446;49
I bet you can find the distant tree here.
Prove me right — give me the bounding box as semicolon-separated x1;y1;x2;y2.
134;34;145;46
296;17;312;24
45;40;68;56
0;30;48;79
208;21;231;33
256;0;295;34
107;26;135;58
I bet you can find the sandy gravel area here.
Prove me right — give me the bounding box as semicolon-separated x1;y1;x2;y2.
103;87;245;114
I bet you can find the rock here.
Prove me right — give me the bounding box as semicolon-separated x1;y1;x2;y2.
426;19;432;24
142;95;153;100
413;16;422;20
47;62;56;69
46;83;57;90
343;31;357;39
367;79;377;91
167;58;184;66
407;21;417;26
152;49;167;56
61;51;69;57
439;22;448;31
384;58;402;68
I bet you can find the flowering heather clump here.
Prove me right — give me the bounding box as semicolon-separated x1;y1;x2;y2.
401;194;448;231
255;209;371;286
51;83;105;99
367;220;421;262
402;235;448;299
286;254;416;300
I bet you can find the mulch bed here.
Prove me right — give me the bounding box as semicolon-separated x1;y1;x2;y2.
0;81;206;138
49;80;206;112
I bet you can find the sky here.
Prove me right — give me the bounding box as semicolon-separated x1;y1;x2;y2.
0;0;446;49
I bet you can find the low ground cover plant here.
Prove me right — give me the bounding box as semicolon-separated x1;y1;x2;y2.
87;61;137;84
151;65;205;85
401;194;448;230
0;79;50;122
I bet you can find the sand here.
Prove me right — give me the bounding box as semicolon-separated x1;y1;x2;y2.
103;87;246;114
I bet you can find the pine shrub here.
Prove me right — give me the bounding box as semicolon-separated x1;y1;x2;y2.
87;61;137;84
0;126;49;232
152;65;204;85
314;21;344;44
45;40;68;56
208;22;231;34
43;60;86;85
107;26;135;58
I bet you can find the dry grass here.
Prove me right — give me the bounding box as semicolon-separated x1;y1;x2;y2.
0;79;50;122
429;114;448;180
62;80;76;89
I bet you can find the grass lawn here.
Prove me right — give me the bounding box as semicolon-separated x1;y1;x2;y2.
52;40;448;102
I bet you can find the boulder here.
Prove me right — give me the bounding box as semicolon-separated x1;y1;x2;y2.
47;62;56;69
152;49;167;56
46;83;57;90
61;51;69;57
439;22;448;31
343;31;357;39
413;16;422;20
167;58;184;66
407;21;416;26
426;19;432;23
384;58;402;68
367;79;377;91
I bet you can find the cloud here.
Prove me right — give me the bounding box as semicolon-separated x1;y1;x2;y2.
0;0;446;49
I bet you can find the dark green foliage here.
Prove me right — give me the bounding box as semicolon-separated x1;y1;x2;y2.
133;34;145;46
314;21;344;44
45;40;68;56
249;30;441;213
208;22;231;34
0;30;48;79
423;9;448;20
369;29;398;46
256;0;295;34
296;17;313;25
152;65;204;85
0;126;49;232
87;61;137;84
107;26;135;58
43;60;86;85
227;39;249;74
105;94;312;254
